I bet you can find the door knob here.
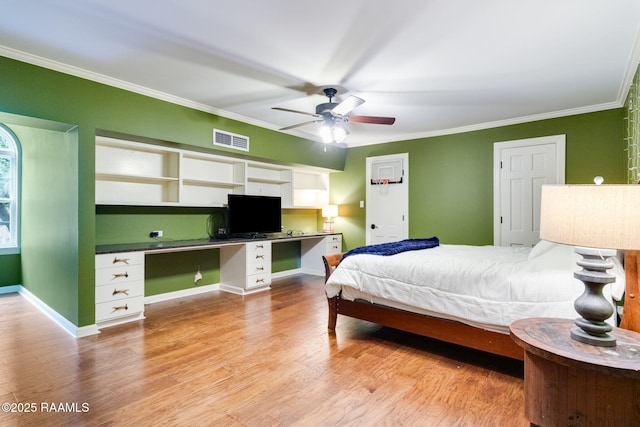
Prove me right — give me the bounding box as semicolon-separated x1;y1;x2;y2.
371;224;377;229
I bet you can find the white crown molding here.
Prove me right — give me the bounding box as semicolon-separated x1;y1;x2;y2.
0;44;634;149
346;101;623;148
0;45;280;132
617;25;640;105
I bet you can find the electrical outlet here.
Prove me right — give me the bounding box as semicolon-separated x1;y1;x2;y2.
150;230;163;238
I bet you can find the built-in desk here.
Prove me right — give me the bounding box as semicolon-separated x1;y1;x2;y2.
95;232;342;329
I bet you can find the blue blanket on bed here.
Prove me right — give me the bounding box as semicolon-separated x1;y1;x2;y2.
341;237;440;261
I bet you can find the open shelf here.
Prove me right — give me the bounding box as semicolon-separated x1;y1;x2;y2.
95;136;330;208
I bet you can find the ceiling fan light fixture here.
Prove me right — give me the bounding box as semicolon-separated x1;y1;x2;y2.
320;123;334;144
272;87;394;143
333;124;347;143
320;119;347;144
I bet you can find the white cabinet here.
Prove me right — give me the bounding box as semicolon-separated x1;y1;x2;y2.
246;163;293;206
180;152;245;206
300;234;342;276
95;136;331;209
324;234;343;254
96;139;180;205
95;251;145;328
292;170;329;208
96;136;247;207
219;241;272;295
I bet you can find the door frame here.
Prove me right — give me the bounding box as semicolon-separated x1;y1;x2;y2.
366;153;409;245
493;135;566;246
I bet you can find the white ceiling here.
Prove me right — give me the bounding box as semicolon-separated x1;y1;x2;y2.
1;0;640;147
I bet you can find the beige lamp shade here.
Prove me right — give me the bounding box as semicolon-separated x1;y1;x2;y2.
540;184;640;250
322;204;339;218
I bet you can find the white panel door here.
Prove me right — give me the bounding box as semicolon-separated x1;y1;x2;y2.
494;135;565;247
366;154;408;244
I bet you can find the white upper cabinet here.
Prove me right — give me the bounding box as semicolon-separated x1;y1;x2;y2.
292;170;329;208
95;136;330;208
180;152;245;206
95;138;181;205
246;162;293;207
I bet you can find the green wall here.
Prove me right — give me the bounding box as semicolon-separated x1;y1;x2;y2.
14;125;79;319
0;254;20;285
331;109;625;249
0;53;629;328
0;55;345;327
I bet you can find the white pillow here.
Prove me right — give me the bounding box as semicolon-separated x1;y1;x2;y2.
528;240;558;260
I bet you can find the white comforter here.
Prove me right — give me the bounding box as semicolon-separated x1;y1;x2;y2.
325;240;626;334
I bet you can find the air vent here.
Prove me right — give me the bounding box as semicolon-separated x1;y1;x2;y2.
213;129;249;152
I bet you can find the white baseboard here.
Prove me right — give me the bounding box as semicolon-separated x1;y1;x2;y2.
144;283;220;304
0;285;100;338
0;285;21;294
0;269;317;338
272;268;303;279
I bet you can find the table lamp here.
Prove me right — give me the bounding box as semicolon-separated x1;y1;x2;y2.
540;181;640;346
322;204;338;232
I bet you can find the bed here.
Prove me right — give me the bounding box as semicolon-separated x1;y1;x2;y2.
323;240;640;360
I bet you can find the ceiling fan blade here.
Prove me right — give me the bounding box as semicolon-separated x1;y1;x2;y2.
272;107;319;118
279;120;320;131
348;115;396;125
331;95;365;116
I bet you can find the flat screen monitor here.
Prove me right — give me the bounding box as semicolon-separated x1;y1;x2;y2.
227;194;282;237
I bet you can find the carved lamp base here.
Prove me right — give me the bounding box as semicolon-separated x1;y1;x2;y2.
571;247;617;347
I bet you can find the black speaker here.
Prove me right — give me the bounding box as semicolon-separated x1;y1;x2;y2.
207;208;229;239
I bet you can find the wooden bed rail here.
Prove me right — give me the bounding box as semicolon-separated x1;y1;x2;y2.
322;250;640;360
322;252;524;359
620;250;640;333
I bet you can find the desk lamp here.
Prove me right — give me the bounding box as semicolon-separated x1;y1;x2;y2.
322;204;338;232
540;180;640;346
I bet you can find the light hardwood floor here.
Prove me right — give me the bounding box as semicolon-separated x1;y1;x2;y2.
0;274;527;426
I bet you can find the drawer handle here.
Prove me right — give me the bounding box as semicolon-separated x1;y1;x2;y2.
255;244;264;249
255;255;264;260
332;237;339;241
112;272;129;279
112;257;130;265
112;288;130;296
111;304;129;313
256;266;264;271
255;278;265;284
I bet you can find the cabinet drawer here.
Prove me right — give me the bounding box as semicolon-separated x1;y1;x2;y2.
326;235;342;244
247;250;270;264
246;241;270;255
247;272;271;289
95;296;145;322
246;261;270;275
95;281;144;304
325;242;342;254
96;251;144;269
247;250;271;268
96;264;145;287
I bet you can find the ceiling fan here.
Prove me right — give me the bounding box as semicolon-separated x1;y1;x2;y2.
272;88;395;143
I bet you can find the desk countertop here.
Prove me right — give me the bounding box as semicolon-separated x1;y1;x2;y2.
96;232;340;254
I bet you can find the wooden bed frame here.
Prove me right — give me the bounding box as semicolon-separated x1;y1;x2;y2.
323;250;640;361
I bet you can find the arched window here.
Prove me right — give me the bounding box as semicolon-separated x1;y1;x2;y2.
0;124;19;252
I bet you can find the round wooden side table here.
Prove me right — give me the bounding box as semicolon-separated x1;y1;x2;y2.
510;317;640;427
